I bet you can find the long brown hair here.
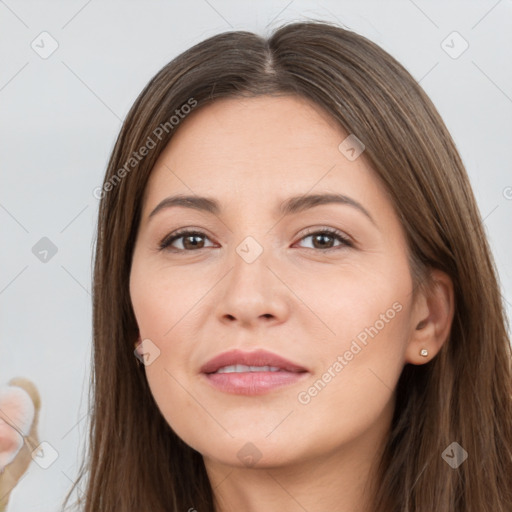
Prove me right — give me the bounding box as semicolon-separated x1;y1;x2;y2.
61;20;512;511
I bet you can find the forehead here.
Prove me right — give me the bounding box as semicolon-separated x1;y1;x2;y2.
142;95;385;218
161;94;342;162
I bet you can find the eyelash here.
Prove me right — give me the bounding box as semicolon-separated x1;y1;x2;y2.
158;227;354;253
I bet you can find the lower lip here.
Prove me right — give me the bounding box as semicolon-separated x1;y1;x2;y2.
202;371;308;395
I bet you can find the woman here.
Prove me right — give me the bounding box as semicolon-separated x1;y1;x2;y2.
63;20;512;512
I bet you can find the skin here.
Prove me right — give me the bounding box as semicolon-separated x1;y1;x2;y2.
129;95;454;512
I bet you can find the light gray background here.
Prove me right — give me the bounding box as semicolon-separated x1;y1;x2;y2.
1;1;511;510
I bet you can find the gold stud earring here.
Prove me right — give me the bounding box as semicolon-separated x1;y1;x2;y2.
420;348;428;357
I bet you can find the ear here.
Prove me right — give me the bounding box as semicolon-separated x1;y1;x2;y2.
405;268;454;365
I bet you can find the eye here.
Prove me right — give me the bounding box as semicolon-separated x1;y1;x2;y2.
158;229;215;252
294;227;353;251
158;227;353;253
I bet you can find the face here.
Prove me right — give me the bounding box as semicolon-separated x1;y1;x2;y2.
129;95;419;471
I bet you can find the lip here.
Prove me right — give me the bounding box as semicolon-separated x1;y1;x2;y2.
200;348;307;374
200;349;309;396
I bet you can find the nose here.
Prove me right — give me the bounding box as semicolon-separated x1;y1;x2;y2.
215;241;290;328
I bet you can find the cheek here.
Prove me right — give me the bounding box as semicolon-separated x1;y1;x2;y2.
129;260;211;438
293;265;412;414
292;300;410;450
129;257;207;341
298;260;411;353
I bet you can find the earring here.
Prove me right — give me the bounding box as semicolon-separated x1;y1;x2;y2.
420;348;428;357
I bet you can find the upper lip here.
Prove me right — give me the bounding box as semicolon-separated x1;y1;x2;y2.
200;349;308;374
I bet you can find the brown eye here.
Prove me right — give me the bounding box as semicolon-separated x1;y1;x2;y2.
159;230;213;252
297;228;353;250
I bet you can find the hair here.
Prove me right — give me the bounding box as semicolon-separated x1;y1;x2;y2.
61;19;512;512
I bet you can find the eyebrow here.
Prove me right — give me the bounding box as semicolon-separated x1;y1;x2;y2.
148;193;377;226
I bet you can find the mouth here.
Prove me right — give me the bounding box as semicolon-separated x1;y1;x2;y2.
200;349;309;395
213;364;292;374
